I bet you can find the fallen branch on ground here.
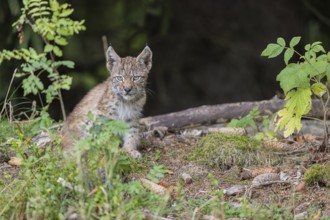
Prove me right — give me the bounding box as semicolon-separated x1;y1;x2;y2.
140;99;327;131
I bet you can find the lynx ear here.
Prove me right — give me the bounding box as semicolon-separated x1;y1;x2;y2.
136;46;152;71
106;46;121;71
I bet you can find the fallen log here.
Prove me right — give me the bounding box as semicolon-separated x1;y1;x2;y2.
140;99;327;131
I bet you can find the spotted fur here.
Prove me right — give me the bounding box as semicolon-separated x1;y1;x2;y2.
61;46;152;158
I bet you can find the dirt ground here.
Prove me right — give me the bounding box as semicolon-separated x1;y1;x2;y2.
137;132;330;218
1;130;330;218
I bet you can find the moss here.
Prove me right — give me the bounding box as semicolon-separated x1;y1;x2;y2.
304;162;330;186
186;133;282;170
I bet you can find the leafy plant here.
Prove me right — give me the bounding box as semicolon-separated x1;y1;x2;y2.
262;37;330;148
147;164;167;183
0;0;86;119
0;115;173;219
227;106;276;140
227;106;260;129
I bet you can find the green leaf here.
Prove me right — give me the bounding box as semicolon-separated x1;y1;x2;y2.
311;41;322;47
52;60;75;68
289;36;301;48
285;88;312;115
261;43;284;58
22;74;44;95
54;36;68;46
46;32;54;40
305;44;311;51
312;44;326;53
227;106;259;128
275;88;312;137
276;63;309;94
326;65;330;83
227;119;239;128
317;54;328;62
311;82;327;97
301;60;328;78
44;44;53;53
277;37;286;47
59;8;73;17
284;48;294;65
49;0;60;11
59;75;72;90
56;27;71;36
53;46;63;57
87;111;94;121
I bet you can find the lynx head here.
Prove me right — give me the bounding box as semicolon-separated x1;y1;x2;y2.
106;46;152;101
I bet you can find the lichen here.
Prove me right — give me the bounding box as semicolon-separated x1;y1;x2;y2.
304;162;330;186
186;133;282;170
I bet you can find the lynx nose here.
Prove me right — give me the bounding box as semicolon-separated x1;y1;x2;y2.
124;87;132;94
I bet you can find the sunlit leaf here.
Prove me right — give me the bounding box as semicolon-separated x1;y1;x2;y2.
277;37;286;47
289;36;301;48
261;43;284;58
311;82;327;97
276;63;309;94
284;48;294;65
53;46;63;57
275;88;312;137
44;44;53;53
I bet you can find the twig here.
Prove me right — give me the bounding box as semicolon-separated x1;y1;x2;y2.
192;197;216;220
9;102;13;125
144;213;171;220
102;35;109;57
57;89;66;120
0;69;17;119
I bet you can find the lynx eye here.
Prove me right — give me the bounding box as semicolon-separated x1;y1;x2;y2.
115;76;124;82
133;76;141;81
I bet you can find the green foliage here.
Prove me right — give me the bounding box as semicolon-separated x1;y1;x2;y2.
304;162;330;186
146;164;167;183
0;0;85;118
227;106;276;140
227;106;260;129
0;116;172;219
262;37;330;137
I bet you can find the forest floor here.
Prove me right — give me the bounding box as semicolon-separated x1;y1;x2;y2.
135;130;330;218
1;122;330;219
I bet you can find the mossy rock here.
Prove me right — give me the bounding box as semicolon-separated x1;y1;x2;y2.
304;162;330;186
186;133;282;170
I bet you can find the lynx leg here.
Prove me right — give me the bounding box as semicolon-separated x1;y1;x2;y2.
122;127;141;158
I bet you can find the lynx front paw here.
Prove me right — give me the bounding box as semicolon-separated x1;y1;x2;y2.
122;145;141;158
125;149;142;159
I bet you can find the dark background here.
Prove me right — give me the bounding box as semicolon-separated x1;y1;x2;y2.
1;0;330;120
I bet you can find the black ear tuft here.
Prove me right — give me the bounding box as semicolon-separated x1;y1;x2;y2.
136;46;152;71
106;46;121;71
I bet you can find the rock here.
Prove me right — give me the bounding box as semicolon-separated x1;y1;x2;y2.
293;211;308;219
223;185;247;196
181;173;193;184
294;181;306;192
8;157;23;166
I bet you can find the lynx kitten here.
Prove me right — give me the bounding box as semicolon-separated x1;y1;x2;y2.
61;46;152;158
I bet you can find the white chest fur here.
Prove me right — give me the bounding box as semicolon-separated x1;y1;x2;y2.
116;102;142;121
